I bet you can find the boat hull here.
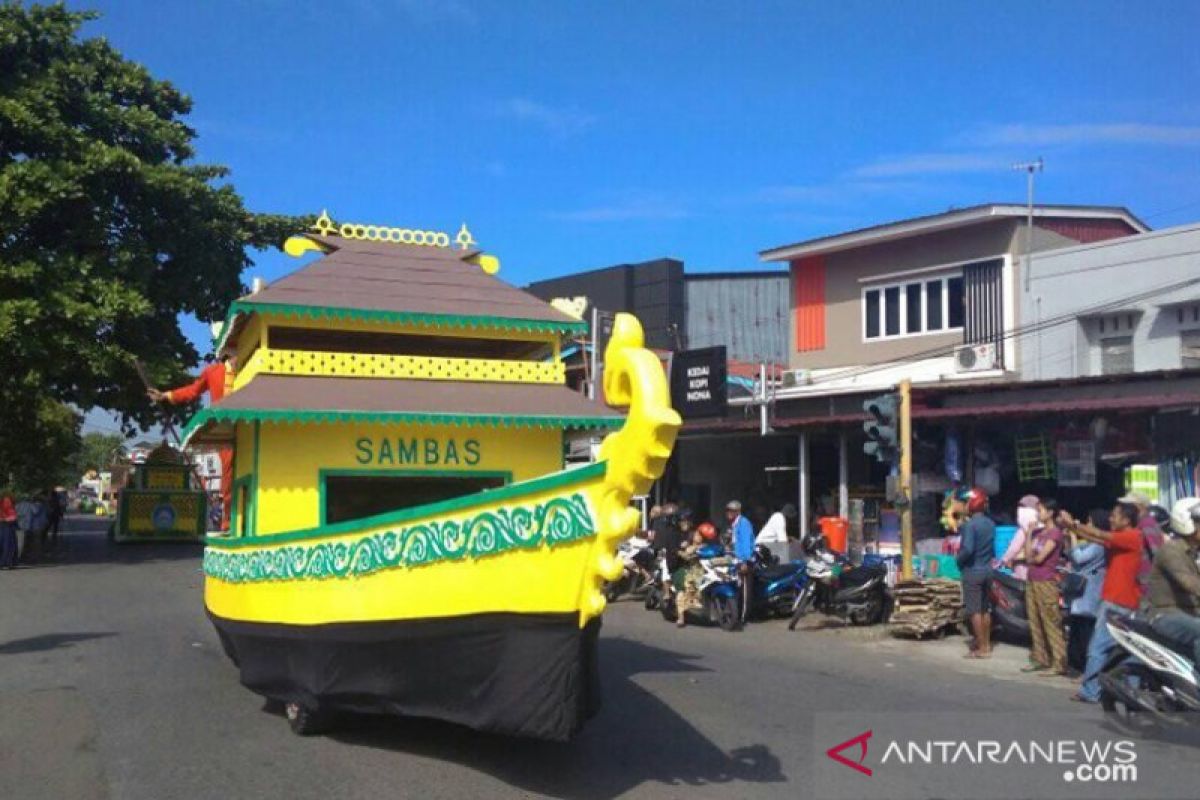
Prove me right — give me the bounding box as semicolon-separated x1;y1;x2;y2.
210;610;600;741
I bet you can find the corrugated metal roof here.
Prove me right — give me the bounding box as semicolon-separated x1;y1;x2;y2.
685;275;789;364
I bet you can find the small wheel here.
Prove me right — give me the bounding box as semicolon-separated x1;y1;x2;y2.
285;702;330;736
660;594;678;622
644;587;660;610
715;596;739;632
605;584;621;603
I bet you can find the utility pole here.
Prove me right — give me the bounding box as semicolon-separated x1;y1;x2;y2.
588;305;599;400
899;378;913;580
1014;158;1043;293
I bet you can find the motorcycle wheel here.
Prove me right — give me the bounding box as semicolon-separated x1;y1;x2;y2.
1100;662;1174;732
714;595;739;632
604;583;622;603
660;593;678;622
787;595;811;631
851;590;885;627
644;587;661;610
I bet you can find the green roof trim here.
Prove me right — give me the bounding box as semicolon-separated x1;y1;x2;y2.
181;407;623;447
205;461;607;550
214;300;587;352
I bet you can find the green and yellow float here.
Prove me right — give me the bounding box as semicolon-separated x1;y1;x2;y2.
184;213;680;740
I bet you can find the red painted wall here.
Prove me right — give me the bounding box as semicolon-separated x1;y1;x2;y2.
1036;218;1139;244
792;256;826;352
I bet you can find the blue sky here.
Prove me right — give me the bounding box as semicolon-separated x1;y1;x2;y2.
78;0;1200;431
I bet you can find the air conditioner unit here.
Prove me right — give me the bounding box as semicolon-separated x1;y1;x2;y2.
781;368;811;388
953;343;999;373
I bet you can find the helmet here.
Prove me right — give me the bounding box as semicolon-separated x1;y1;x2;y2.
956;486;988;515
1169;498;1200;537
697;522;718;541
1147;504;1171;532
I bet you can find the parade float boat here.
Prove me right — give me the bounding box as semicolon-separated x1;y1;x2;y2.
183;213;680;740
113;443;207;543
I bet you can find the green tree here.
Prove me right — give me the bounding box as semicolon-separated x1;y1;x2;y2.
0;3;305;482
4;398;80;492
73;430;126;476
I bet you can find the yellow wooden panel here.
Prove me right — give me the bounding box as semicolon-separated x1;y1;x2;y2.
244;348;564;384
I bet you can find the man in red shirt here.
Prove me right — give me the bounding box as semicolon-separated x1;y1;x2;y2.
1058;502;1145;702
148;354;236;532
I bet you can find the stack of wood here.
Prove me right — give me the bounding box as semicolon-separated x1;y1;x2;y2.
888;577;963;638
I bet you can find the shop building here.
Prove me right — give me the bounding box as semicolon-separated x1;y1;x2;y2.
670;203;1162;540
1019;221;1200;381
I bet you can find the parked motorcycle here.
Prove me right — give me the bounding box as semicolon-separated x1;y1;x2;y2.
988;569;1031;642
658;544;741;631
1098;610;1200;726
746;544;808;620
787;542;887;629
603;535;655;602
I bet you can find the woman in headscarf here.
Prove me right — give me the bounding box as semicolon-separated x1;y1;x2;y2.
1001;494;1040;581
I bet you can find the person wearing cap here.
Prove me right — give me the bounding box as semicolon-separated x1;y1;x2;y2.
1119;491;1165;595
756;502;795;563
1143;498;1200;678
726;500;755;624
148;327;238;531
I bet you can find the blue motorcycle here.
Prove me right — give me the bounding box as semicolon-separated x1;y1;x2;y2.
659;543;742;631
745;544;809;621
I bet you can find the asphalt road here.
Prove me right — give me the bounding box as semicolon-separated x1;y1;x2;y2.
1;515;1196;800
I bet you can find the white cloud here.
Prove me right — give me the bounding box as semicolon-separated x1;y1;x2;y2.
850;153;1002;178
498;98;596;137
973;123;1200;147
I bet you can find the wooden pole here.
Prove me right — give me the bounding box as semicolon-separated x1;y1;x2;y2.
900;378;913;580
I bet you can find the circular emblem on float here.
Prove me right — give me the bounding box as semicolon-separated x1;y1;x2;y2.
151;504;176;531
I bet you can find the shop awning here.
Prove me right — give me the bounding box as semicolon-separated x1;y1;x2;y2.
182;375;623;445
913;392;1200;420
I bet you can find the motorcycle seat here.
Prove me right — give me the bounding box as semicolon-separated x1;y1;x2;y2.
758;564;801;581
840;563;885;587
1117;614;1197;658
990;570;1025;592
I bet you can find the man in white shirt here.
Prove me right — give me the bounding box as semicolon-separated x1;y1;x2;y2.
756;503;796;563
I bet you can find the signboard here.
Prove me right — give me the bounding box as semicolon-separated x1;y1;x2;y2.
669;346;727;419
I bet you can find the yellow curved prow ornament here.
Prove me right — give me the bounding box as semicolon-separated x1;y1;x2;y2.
579;313;681;625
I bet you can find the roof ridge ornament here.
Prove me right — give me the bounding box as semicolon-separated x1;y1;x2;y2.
455;223;476;251
307;209;457;248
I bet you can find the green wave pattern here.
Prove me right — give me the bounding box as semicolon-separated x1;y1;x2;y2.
203;493;595;584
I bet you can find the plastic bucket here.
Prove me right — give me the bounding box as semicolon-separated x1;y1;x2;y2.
818;516;849;553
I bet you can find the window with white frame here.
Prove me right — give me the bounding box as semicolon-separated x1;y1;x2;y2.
863;274;964;341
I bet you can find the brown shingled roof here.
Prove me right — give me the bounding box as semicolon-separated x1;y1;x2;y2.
246;235;579;325
219;374;620;416
183;375;622;444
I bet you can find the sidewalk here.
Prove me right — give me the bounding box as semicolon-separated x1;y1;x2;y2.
788;616;1080;691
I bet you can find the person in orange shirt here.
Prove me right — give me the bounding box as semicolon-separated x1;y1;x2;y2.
148;353;236;531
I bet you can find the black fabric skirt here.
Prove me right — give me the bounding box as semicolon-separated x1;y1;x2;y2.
209;610;602;741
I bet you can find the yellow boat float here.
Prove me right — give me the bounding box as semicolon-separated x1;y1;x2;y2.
184;214;680;740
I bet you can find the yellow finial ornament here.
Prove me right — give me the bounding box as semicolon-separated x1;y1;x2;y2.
311;209;336;236
455;223;476;251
